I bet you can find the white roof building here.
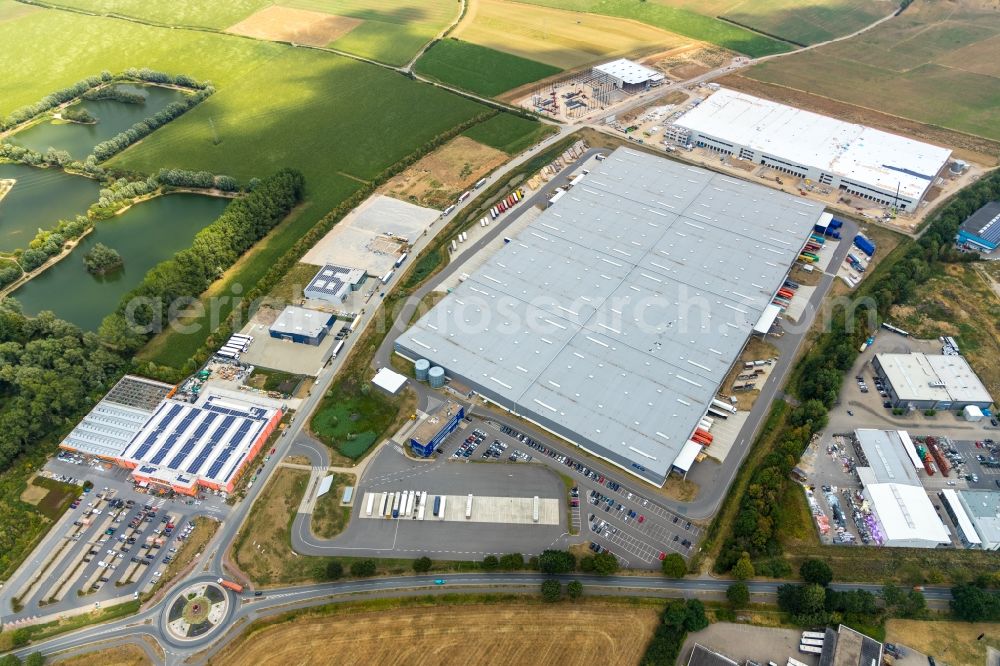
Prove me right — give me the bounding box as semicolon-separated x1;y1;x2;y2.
941;488;983;548
957;490;1000;550
863;483;950;548
672;89;951;211
593;58;664;86
874;352;993;409
372;367;407;395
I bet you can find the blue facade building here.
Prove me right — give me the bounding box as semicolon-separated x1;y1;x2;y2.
268;306;335;346
409;402;464;457
957;201;1000;253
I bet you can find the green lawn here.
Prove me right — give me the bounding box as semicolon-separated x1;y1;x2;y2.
462;113;557;155
311;379;402;459
718;0;889;46
31;0;264;27
416;39;562;97
514;0;792;57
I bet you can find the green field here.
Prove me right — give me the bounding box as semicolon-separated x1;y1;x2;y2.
744;1;1000;141
716;0;889;46
512;0;792;57
311;377;403;459
0;7;489;366
462;113;556;154
38;0;460;66
416;39;562;97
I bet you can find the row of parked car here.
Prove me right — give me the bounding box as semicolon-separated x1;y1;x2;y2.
453;430;486;458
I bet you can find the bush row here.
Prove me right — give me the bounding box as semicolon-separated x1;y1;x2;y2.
92;86;214;162
714;169;1000;574
640;599;708;666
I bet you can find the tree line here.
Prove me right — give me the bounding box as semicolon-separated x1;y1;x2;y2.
713;168;1000;577
640;599;708;666
0;68;210;132
135;109;498;382
99;169;304;352
92;86;214;162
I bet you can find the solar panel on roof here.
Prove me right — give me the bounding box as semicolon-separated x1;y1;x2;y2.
131;403;183;459
148;410;197;464
186;415;235;474
168;412;217;468
206;420;254;478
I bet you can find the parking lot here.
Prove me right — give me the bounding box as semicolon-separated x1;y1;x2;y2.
3;453;229;618
477;418;702;567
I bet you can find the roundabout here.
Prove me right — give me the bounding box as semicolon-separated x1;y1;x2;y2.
162;579;233;645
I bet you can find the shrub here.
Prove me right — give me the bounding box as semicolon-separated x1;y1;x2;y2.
481;555;498;571
567;580;583;600
538;549;575;574
324;560;343;580
412;556;432;573
727;582;750;608
799;558;833;586
350;559;377;577
540;580;561;602
498;553;524;570
661;553;687;578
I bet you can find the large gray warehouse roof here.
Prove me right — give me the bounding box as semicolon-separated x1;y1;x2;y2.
396;147;823;485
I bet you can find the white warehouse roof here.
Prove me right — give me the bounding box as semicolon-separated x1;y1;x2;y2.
396;147;824;485
594;58;664;85
675;89;951;201
942;488;982;546
864;483;950;546
877;353;993;405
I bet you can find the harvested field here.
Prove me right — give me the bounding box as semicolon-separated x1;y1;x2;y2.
742;0;1000;145
53;643;152;666
212;600;660;666
652;44;733;80
0;0;39;23
383;136;508;209
19;478;48;505
454;0;691;69
717;74;1000;167
226;6;362;47
885;619;1000;666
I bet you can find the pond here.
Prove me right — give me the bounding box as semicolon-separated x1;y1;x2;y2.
6;84;188;159
12;193;230;330
0;163;100;252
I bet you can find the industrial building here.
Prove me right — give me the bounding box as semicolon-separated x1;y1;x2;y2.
668;89;952;212
268;305;335;346
956;201;1000;253
62;377;284;495
940;488;983;549
303;264;367;304
685;644;738;666
592;59;664;90
119;390;282;495
854;429;950;548
371;367;407;395
61;375;175;459
409;401;464;457
818;625;883;666
872;352;993;411
957;490;1000;550
396;147;825;486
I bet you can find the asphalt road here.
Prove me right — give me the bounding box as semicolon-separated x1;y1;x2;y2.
8;572;954;663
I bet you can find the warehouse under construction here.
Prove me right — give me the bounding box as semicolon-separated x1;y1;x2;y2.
395;147;824;486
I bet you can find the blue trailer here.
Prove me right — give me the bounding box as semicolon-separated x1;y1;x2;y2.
830;218;845;229
853;234;876;257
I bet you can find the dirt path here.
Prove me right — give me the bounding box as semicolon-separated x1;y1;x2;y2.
403;0;467;73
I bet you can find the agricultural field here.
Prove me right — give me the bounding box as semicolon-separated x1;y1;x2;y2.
213;600;661;666
885;619;1000;666
453;0;691;69
416;39;562;96
508;0;791;57
743;0;1000;142
36;0;460;65
461;113;556;155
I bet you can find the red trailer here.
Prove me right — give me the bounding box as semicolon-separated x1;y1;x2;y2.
218;578;244;593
